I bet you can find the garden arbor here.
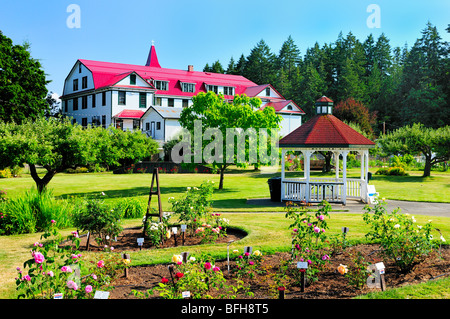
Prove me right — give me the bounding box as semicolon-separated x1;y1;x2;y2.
279;97;375;205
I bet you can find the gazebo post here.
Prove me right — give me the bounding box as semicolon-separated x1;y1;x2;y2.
342;150;349;205
365;150;370;202
303;150;311;203
280;149;286;202
334;151;340;181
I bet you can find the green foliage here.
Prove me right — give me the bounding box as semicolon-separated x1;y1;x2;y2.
0;117;159;192
375;166;408;176
0;188;75;235
285;200;332;283
14;223;124;299
344;249;370;290
114;198;145;219
168;180;215;235
379;123;450;177
0;31;49;123
362;200;440;273
72;199;123;247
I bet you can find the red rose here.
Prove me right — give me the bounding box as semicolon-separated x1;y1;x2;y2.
175;272;184;279
161;277;169;284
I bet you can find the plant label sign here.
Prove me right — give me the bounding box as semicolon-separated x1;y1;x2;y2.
53;293;64;299
296;261;308;269
94;291;110;299
182;291;191;299
181;224;187;232
375;262;385;274
244;246;253;255
172;227;178;235
342;227;349;234
137;238;144;246
367;263;386;290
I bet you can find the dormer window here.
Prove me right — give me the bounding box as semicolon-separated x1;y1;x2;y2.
206;85;218;94
130;74;136;85
265;87;270;96
224;86;234;95
181;82;195;93
287;105;293;110
152;80;169;91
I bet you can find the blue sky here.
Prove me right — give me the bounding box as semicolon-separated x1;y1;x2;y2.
0;0;449;97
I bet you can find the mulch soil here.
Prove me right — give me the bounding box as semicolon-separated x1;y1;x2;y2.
70;228;450;299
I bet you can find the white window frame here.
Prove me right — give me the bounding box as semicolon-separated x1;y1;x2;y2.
181;82;196;93
152;80;169;91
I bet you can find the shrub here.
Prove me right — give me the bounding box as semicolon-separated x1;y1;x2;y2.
362;200;439;273
0;168;12;178
168;180;215;235
72;199;123;248
15;222;124;299
285;200;332;283
375;167;408;176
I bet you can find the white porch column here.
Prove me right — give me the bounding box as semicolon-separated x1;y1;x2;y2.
303;150;312;203
359;150;366;203
280;149;286;202
365;150;370;203
334;151;340;180
342;150;349;205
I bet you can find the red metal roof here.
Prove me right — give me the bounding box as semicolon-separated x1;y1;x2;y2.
77;59;258;98
260;100;305;114
279;114;375;147
316;96;333;103
113;110;145;119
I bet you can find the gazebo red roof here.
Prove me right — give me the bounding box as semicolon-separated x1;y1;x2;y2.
279;114;375;148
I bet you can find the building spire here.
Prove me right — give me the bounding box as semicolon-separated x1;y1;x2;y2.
145;42;161;68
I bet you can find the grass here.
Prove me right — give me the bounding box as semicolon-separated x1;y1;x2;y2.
355;276;450;299
1;167;449;213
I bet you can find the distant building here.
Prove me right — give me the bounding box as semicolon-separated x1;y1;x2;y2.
60;45;305;144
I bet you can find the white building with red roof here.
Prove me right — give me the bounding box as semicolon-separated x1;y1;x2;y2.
60;45;305;143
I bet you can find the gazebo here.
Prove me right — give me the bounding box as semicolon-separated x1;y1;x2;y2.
278;96;376;205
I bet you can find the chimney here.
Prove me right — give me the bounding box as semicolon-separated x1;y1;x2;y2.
188;65;194;72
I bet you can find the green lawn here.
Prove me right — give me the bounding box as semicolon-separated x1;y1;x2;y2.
1;168;449;212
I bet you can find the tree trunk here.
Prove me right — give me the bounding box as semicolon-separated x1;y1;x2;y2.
29;164;56;193
423;158;432;177
219;166;226;190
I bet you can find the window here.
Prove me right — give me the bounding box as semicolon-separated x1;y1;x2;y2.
92;94;96;108
82;96;87;109
133;119;140;130
145;122;150;131
139;92;147;108
287;105;293;110
223;86;234;95
64;100;68;113
73;98;78;111
265;87;270;96
154;97;162;106
182;99;189;108
168;98;174;107
206;85;218;94
116;119;123;130
73;79;78;91
118;91;126;105
153;80;168;91
181;82;195;93
156;122;161;130
130;74;136;85
92;116;100;127
102;92;106;106
102;115;106;128
82;117;88;128
78;63;82;73
82;76;88;89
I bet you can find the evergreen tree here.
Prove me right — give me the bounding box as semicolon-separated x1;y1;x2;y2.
226;56;237;74
277;35;301;80
243;39;277;85
0;31;49;123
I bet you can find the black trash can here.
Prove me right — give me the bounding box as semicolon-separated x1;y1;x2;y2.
368;172;372;181
268;177;282;202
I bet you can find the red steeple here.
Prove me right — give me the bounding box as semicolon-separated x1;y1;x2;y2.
145;44;161;68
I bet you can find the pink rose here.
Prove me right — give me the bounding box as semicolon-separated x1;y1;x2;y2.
61;266;72;273
22;275;31;281
97;260;105;268
67;280;78;290
34;252;45;264
85;285;93;293
213;266;220;272
313;226;320;233
318;214;325;221
204;262;212;270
